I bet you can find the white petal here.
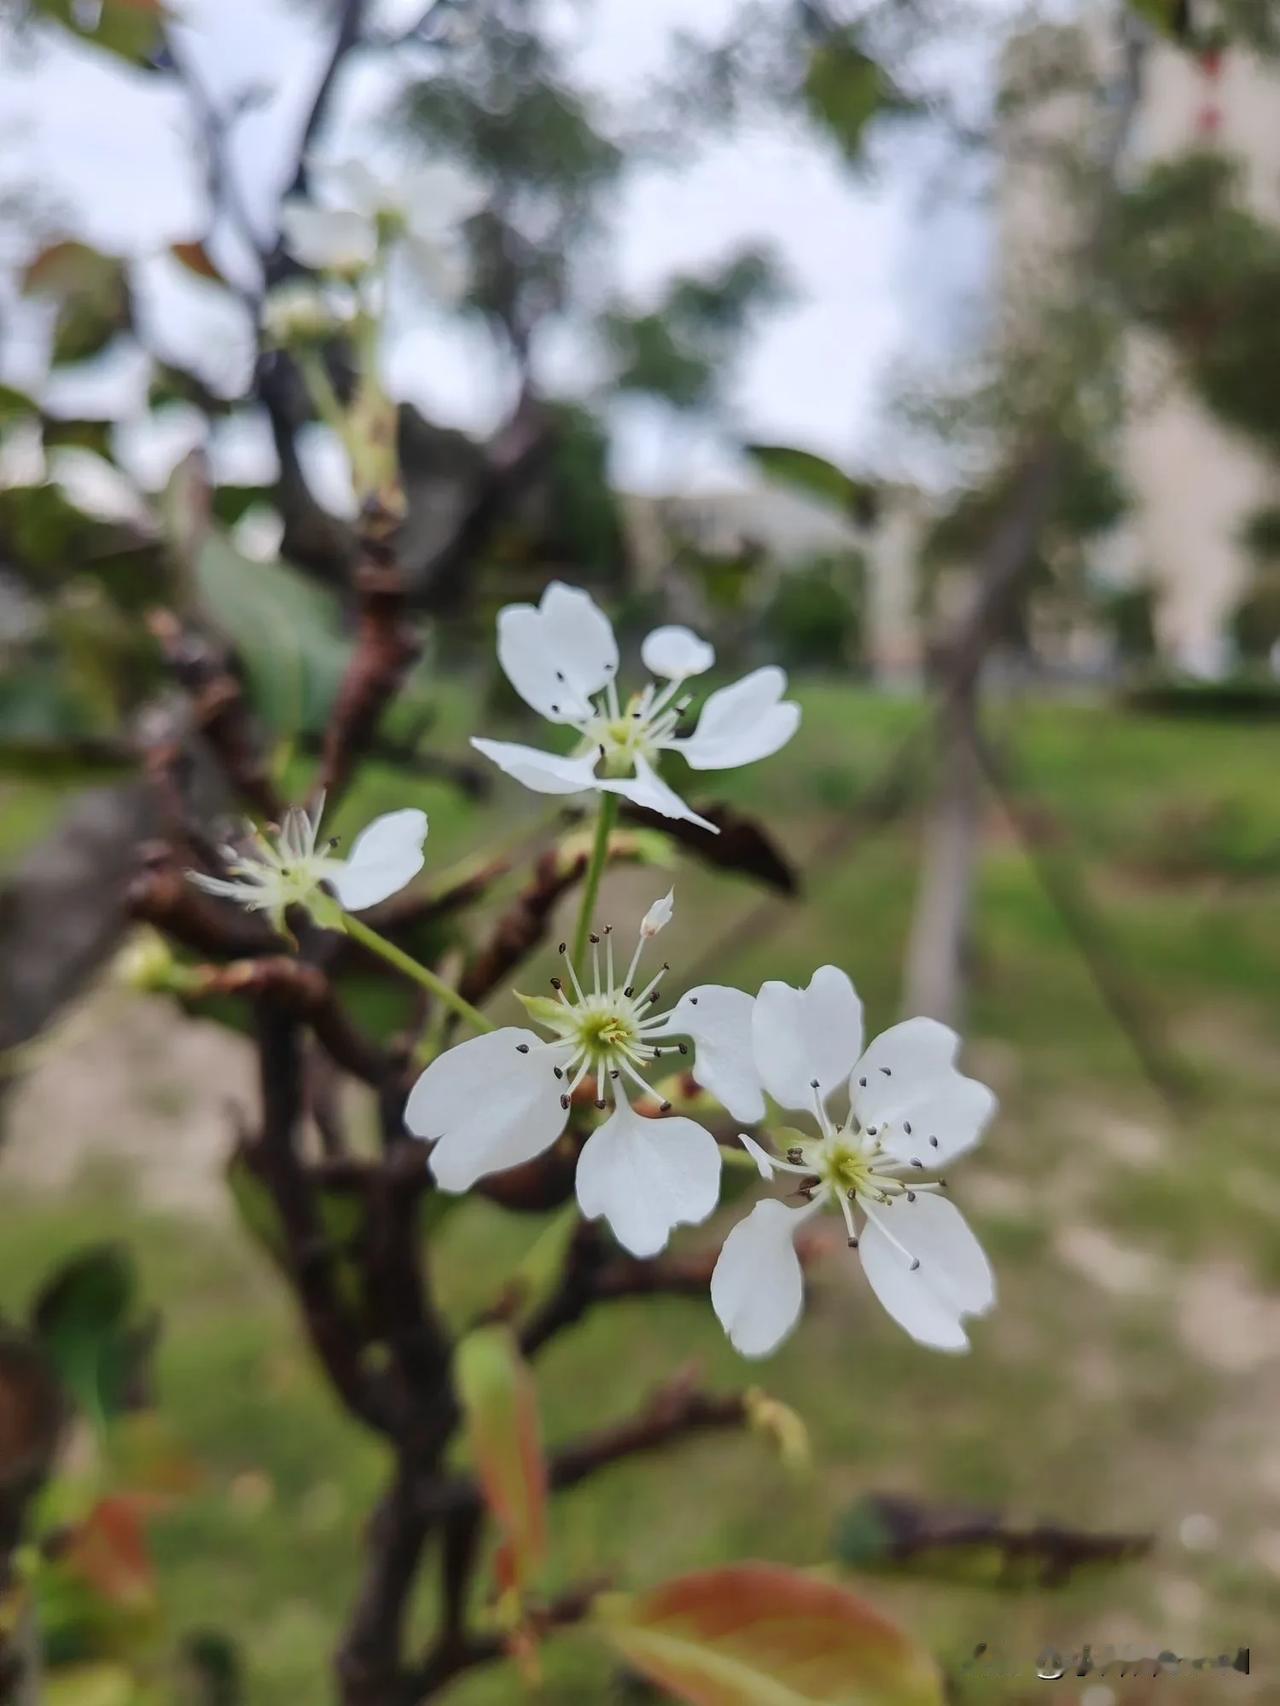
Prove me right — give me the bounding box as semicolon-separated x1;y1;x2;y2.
575;1101;721;1257
641;624;715;680
405;1029;570;1191
674;667;800;771
329;808;427;911
660;984;764;1122
470;737;601;797
404;161;484;232
496;581;618;723
280;201;375;271
596;753;718;833
738;1132;777;1179
750;966;863;1113
321;158;384;214
859;1192;994;1352
641;888;675;938
851;1019;995;1165
400;235;469;305
711;1199;806;1358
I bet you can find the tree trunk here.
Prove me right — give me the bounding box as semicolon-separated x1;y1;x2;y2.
903;686;982;1025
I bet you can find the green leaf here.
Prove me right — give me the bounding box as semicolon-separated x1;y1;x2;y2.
30;1247;154;1428
0;382;37;424
33;0;166;67
744;443;877;523
803;36;907;165
504;1201;580;1327
194;531;349;736
453;1325;548;1596
23;241;133;365
597;1562;943;1705
225;1154;288;1266
835;1494;1151;1590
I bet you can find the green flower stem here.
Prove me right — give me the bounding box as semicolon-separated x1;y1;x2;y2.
571;793;619;974
341;912;494;1036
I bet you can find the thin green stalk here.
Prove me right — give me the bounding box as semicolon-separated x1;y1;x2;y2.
342;911;494;1035
571;793;618;973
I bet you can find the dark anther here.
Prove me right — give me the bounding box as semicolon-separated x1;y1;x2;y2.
904;1121;912;1136
786;1147;803;1164
909;1258;921;1272
662;961;670;971
848;1236;859;1249
623;985;633;997
910;1159;924;1169
560;1094;570;1109
516;1043;530;1054
558;941;567;955
550;703;559;713
553;1067;564;1079
594;1097;607;1109
929;1135;939;1148
555;670;565;681
906;1190;916;1202
610;1070;620;1079
880;1065;892;1076
590;932;599;944
551;976;562;990
689;997;698;1005
659;1100;672;1112
809;1078;820;1089
858;1076;867;1087
604;924;613;934
678;1043;688;1055
867;1125;878;1137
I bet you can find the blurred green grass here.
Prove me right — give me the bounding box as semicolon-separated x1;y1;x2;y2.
3;681;1280;1703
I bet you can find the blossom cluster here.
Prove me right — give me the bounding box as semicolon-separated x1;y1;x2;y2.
187;582;997;1358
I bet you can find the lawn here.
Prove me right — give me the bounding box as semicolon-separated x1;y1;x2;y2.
3;681;1279;1703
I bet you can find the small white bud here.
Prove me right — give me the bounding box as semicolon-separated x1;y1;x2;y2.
261;281;345;347
641;888;675;938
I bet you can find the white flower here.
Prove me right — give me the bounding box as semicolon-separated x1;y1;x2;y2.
188;799;427;934
470;582;801;833
261;279;352;346
711;967;997;1357
281;157;480;299
405;892;764;1256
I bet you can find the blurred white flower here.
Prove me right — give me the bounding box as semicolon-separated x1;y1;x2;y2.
471;582;801;833
189;798;427;934
711;967;997;1357
405;891;764;1256
280;157;481;300
261;279;351;346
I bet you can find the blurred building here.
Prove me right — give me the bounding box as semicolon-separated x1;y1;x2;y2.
999;2;1280;676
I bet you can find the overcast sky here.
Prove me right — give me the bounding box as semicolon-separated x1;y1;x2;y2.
0;0;1020;499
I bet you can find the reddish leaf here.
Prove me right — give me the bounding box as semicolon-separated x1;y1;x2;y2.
453;1326;548;1595
598;1563;943;1706
62;1495;157;1610
170;240;226;284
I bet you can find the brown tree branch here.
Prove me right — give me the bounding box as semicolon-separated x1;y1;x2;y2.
315;506;422;807
148;610;284;820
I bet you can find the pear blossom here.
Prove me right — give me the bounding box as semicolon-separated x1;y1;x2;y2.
261;278;352;347
405;891;763;1256
188;798;427;935
281;158;480;300
711;967;997;1357
470;582;801;832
